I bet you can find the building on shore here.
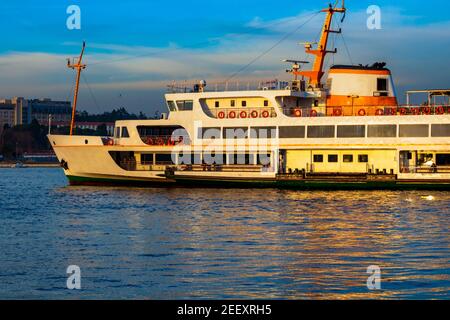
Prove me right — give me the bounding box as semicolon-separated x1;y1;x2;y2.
52;121;115;136
0;97;71;129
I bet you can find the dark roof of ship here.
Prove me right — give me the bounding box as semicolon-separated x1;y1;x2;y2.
330;62;390;71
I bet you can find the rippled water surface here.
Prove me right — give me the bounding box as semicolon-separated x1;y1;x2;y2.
0;168;449;299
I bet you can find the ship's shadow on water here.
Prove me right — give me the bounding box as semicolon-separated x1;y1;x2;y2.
0;168;449;299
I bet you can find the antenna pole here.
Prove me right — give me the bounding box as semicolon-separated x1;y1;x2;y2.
295;1;346;88
68;41;86;136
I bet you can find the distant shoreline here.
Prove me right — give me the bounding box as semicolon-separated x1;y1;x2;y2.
0;163;60;168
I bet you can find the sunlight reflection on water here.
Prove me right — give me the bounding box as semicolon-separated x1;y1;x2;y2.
0;168;449;299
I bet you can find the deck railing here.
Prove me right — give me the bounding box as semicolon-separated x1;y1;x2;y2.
167;80;292;93
139;135;191;146
282;105;450;118
400;165;450;174
207;107;277;119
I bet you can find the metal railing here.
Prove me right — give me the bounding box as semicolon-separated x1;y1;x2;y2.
139;135;191;146
167;80;293;93
207;107;277;119
400;165;450;174
282;105;450;118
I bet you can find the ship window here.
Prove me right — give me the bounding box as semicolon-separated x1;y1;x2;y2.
231;100;235;107
242;101;247;107
264;100;269;107
228;153;253;165
313;155;323;163
177;100;194;111
399;124;429;137
115;127;120;138
436;154;450;166
337;125;365;138
431;124;450;137
223;127;248;139
215;101;220;108
367;125;397;137
198;127;221;139
141;154;153;164
307;125;335;138
328;154;338;163
203;153;225;165
121;127;130;138
249;126;276;139
358;154;369;163
377;78;388;91
279;126;305;138
155;154;174;165
258;153;271;166
167;101;177;111
343;155;354;163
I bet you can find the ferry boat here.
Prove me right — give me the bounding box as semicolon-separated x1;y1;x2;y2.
48;2;450;190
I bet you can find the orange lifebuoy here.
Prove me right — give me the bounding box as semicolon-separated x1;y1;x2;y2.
375;109;384;116
228;111;236;119
293;109;302;117
250;110;259;118
399;107;407;115
218;111;226;119
436;106;445;115
389;107;397;115
422;107;431;115
310;110;318;117
333;108;342;116
262;110;270;118
358;109;366;116
411;107;420;115
240;111;248;119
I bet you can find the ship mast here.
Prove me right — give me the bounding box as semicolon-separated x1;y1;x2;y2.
295;1;346;88
67;41;86;136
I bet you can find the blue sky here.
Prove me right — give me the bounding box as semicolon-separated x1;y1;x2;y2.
0;0;449;114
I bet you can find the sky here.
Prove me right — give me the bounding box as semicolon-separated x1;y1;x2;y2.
0;0;449;115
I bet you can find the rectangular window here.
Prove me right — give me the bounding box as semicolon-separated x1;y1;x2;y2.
313;154;323;163
264;100;269;107
279;126;305;138
242;101;247;107
121;127;130;138
115;127;120;138
337;125;366;138
436;154;450;166
249;126;276;139
399;124;429;137
228;153;253;165
257;153;271;166
358;154;369;163
198;127;221;139
223;127;248;139
343;155;353;163
141;154;153;164
155;154;173;165
377;78;388;91
328;154;338;163
307;126;335;138
231;100;235;107
431;124;450;137
368;125;397;138
215;101;220;108
203;153;225;165
176;100;194;111
167;101;177;111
